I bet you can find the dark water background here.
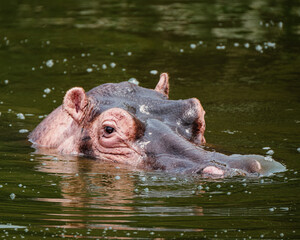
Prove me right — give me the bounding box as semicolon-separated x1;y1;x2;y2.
0;0;299;239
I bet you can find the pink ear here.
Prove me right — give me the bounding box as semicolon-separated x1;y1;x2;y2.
193;98;206;145
63;87;88;123
155;73;169;98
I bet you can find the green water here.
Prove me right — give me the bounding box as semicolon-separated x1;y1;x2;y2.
0;0;299;239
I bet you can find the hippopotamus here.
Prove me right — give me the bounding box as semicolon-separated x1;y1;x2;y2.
29;73;285;177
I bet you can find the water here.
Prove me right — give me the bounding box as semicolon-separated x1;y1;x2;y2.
0;0;299;239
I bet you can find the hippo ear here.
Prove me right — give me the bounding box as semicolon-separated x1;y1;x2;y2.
63;87;88;124
194;99;206;145
155;73;169;98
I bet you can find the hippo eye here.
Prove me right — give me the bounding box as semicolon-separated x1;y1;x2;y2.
104;126;115;134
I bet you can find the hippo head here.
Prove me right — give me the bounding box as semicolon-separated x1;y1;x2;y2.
29;73;285;177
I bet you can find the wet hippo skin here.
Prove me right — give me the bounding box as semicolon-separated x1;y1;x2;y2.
29;73;285;177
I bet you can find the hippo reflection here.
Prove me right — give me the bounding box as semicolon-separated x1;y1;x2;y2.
29;73;285;177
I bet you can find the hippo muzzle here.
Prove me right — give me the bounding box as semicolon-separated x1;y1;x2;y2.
29;73;285;177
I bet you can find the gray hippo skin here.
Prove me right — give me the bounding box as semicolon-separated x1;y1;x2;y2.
29;73;285;177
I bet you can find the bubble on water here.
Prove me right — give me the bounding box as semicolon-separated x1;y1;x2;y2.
244;43;250;48
278;21;283;28
150;70;158;75
269;207;275;212
46;40;50;45
18;184;23;188
234;42;239;47
102;64;107;70
127;52;132;56
110;62;116;68
81;53;86;57
151;176;157;181
140;177;146;182
44;88;51;94
128;78;139;85
279;233;284;237
46;59;54;68
227;192;231;195
144;188;149;192
4;79;9;84
260;179;264;184
171;177;177;181
255;45;263;52
180;49;184;53
297;148;300;153
266;42;276;48
197;185;203;190
0;185;3;188
266;149;274;155
216;45;226;50
263;147;271;150
122;68;126;71
199;41;203;45
190;43;196;49
260;234;264;238
86;68;93;73
19;129;29;133
110;52;114;56
115;176;120;180
10;193;16;200
16;113;25;120
264;156;273;161
32;67;35;71
134;188;138;192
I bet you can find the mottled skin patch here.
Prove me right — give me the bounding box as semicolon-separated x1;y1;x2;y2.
29;73;285;178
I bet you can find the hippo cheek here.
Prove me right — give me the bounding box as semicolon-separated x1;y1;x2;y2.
88;108;145;166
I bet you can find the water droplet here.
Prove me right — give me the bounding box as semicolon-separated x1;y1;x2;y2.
110;62;116;68
115;176;120;180
4;79;9;84
86;68;93;73
102;64;107;70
